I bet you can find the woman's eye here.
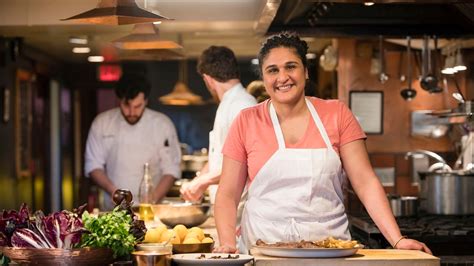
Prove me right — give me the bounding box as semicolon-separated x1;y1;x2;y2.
286;64;297;70
266;68;278;74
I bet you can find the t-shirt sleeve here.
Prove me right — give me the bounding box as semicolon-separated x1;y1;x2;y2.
222;111;247;163
158;116;182;179
338;101;367;146
84;119;106;177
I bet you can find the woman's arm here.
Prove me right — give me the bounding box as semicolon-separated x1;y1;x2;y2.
214;156;248;253
340;140;432;254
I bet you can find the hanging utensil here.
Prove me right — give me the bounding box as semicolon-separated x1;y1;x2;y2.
398;51;406;82
420;36;439;92
429;36;443;93
401;36;417;101
378;35;389;84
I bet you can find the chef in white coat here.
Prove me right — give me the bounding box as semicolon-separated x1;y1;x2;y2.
85;73;181;210
180;46;257;203
214;32;432;254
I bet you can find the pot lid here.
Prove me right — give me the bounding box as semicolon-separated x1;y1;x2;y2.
61;0;172;25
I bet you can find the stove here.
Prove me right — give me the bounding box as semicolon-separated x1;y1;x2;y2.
349;215;474;266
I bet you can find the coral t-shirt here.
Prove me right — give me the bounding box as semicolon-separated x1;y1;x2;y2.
222;97;367;185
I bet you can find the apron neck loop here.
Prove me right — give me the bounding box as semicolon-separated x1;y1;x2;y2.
269;98;334;151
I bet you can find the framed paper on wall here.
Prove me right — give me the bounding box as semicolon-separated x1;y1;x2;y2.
349;91;384;134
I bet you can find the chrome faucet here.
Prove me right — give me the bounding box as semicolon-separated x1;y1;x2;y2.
405;149;452;172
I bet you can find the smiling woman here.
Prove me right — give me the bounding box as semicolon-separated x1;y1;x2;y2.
213;31;432;255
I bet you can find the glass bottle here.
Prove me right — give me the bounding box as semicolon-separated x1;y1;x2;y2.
138;163;155;221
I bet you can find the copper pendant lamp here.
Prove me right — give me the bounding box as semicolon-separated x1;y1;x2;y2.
61;0;172;25
113;23;182;50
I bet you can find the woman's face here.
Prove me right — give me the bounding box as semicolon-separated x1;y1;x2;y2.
261;47;308;105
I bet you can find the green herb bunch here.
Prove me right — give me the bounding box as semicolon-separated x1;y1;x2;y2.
80;208;137;259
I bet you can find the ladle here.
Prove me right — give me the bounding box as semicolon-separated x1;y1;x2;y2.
400;36;417;100
420;35;439;92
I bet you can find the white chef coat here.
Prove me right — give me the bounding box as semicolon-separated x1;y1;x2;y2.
207;83;257;202
85;107;181;209
239;98;350;253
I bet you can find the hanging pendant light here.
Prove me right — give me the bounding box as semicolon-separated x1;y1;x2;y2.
159;60;204;106
61;0;172;25
113;23;182;50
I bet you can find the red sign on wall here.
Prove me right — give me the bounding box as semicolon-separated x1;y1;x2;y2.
98;64;122;82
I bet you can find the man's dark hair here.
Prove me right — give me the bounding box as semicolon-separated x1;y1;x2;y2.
115;73;151;100
257;31;308;78
197;46;240;82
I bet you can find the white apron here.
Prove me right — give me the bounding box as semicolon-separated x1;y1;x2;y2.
239;98;350;253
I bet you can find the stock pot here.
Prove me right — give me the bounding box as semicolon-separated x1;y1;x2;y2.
418;171;474;215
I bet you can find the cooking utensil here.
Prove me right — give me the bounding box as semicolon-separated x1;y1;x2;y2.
378;35;389;84
152;199;210;227
132;250;171;266
400;36;417;100
429;36;443;93
398;51;406;82
418;171;474;215
420;35;437;92
387;195;418;217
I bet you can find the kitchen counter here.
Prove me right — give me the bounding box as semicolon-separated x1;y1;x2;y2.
250;249;440;266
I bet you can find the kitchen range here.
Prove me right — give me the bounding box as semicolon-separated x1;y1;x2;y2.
350;215;474;265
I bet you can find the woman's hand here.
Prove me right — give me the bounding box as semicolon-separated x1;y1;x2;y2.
213;245;238;253
396;238;432;255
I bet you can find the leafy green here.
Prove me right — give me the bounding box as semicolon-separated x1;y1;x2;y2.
80;208;137;259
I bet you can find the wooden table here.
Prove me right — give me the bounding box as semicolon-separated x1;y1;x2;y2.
250;249;440;266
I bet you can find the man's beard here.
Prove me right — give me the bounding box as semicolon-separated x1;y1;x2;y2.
121;110;145;125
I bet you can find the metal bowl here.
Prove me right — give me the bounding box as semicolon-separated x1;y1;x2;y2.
132;251;171;266
152;201;210;228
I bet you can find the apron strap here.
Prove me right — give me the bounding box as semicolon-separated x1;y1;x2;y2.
269;98;335;151
305;98;334;151
269;103;286;149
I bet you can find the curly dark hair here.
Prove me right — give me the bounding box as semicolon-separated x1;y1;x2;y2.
197;46;240;82
115;72;151;100
257;31;309;77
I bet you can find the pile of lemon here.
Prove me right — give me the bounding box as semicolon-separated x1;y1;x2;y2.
143;224;213;244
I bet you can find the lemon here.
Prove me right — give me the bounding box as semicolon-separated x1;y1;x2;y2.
173;224;188;241
184;231;200;241
201;237;214;243
182;237;200;244
160;229;180;244
143;227;162;243
188;227;205;241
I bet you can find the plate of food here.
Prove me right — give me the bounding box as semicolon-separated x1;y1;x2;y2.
172;253;254;266
253;237;363;258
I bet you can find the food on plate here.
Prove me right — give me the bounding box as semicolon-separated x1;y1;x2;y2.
255;237;360;249
197;254;240;259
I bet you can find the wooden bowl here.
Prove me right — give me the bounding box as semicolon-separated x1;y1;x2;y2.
1;247;114;266
172;242;214;254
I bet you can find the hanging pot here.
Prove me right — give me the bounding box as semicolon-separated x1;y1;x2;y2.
420;35;440;93
400;36;417;100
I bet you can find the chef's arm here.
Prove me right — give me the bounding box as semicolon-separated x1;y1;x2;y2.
341;140;431;254
89;168;117;196
153;174;176;203
214;156;247;252
180;162;221;202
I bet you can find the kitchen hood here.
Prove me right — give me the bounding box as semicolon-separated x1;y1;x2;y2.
61;0;172;25
113;23;182;50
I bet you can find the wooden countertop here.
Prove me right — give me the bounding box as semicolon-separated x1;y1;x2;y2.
198;217;439;266
250;249;439;266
